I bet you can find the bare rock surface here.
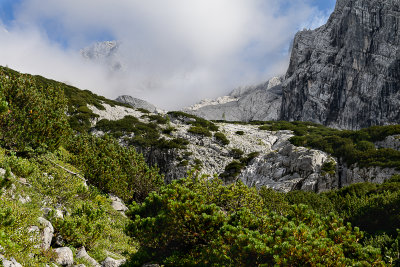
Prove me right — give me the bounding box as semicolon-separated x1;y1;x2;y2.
54;247;74;266
101;257;126;267
282;0;400;129
184;76;283;122
76;247;101;267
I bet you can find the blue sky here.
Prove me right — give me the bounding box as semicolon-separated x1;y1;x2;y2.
0;0;337;109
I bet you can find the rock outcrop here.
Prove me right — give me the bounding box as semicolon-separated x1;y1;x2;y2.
282;0;400;129
115;95;158;113
185;76;283;122
239;143;337;193
89;102;399;191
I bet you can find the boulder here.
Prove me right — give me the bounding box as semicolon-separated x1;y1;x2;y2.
0;257;23;267
109;194;128;213
76;247;100;267
54;247;74;266
101;257;126;267
38;217;54;250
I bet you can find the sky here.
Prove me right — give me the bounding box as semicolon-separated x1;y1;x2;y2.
0;0;336;110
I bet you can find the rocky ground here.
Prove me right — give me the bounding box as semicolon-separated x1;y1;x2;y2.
89;103;400;193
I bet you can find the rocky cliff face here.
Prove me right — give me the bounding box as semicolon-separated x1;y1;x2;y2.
282;0;400;129
184;76;283;122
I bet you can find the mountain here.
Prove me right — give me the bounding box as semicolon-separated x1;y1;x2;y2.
184;76;283;121
281;0;400;129
81;40;123;71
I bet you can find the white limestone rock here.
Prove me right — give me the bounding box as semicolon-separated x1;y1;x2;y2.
54;247;74;266
101;257;126;267
76;247;101;267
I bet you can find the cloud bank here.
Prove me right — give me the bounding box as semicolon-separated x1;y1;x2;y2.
0;0;332;109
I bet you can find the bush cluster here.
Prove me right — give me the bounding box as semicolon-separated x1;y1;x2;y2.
126;174;383;266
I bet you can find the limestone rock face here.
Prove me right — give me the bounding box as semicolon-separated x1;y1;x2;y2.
375;135;400;151
239;142;337;193
185;77;283;122
115;95;158;113
282;0;400;129
341;165;400;187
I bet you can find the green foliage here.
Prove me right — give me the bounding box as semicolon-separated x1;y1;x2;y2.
230;148;244;159
219;160;244;181
66;134;164;203
54;202;106;249
0;66;130;133
95;116;188;150
187;126;212;137
235;130;244;135
321;160;336;175
214;132;230;145
126;174;383;266
167;111;219;131
147;114;168;124
0;69;71;152
258;120;400;169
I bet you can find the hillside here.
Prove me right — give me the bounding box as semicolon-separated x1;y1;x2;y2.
0;66;399;266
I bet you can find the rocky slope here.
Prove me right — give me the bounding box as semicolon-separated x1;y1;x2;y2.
281;0;400;129
184;76;283;122
89;103;400;193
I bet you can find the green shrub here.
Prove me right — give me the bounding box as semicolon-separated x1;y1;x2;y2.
0;70;71;152
230;148;244;159
126;174;383;266
54;202;106;249
321;160;336;175
187;126;212;137
167;111;218;131
66;134;164;203
214;132;230;146
219;160;244;181
235;131;244;135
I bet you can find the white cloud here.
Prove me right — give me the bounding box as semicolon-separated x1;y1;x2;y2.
0;0;329;109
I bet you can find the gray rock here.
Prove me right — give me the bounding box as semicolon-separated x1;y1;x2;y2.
109;194;128;213
54;247;74;266
76;247;101;267
185;76;283;122
38;217;54;250
1;257;23;267
115;95;158;113
282;0;400;130
239;143;337;192
375;135;400;151
101;257;126;267
341;165;400;187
